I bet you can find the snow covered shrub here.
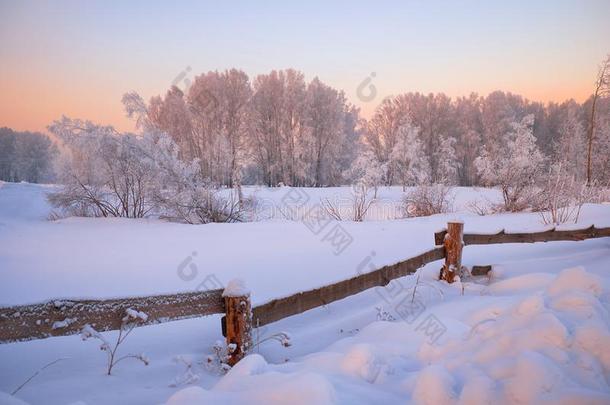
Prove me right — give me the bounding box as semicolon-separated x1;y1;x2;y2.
209;341;231;372
205;328;290;374
156;186;243;224
321;183;373;222
320;197;343;220
252;331;291;351
169;356;200;387
47;117;244;223
48;118;157;218
344;149;385;198
205;340;237;374
148;133;248;223
80;308;149;375
538;164;604;225
466;198;493;216
350;182;374;221
237;193;261;221
375;306;396;321
403;184;453;217
475;114;545;212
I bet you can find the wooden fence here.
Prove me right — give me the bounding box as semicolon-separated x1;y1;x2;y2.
435;224;610;246
2;222;609;363
0;290;224;343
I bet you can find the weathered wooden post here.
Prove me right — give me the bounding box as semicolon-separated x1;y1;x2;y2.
441;221;464;283
222;279;252;366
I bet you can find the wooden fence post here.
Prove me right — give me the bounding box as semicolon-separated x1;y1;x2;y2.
441;221;464;283
223;279;252;366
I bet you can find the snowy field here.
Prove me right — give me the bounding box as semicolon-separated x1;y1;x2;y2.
1;181;610;404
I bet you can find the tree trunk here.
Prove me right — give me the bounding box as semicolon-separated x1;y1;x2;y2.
586;92;598;186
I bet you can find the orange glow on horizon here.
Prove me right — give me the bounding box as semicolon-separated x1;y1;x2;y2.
0;76;596;135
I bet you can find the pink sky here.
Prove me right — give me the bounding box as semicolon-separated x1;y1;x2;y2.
1;0;608;133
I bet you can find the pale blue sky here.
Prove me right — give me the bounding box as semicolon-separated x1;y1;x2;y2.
1;0;609;131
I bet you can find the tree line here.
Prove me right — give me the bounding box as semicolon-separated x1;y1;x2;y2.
0;127;57;183
2;58;609;192
135;63;610;189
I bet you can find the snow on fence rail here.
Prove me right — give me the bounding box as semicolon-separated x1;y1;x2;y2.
434;224;610;246
0;289;224;343
1;223;609;358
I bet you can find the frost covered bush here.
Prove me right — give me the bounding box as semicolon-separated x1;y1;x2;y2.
475;114;545;212
80;308;149;375
47;116;245;224
48;118;157;218
169;356;200;387
375;306;396;321
252;331;291;351
156;186;243;224
344;149;385;198
205;340;233;374
321;183;374;222
537;164;606;225
402;184;453;217
350;184;374;222
466;198;493;216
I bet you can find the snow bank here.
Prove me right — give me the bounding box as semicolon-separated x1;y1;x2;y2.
165;265;610;404
166;355;336;405
412;365;457;404
545;266;603;297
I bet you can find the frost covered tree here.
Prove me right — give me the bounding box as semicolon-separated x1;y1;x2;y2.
389;122;430;190
219;69;251;190
365;97;410;185
475;114;546;211
590;98;610;184
364;91;550;188
396;93;455;182
146;87;193;158
249;70;305;186
344;147;385;198
586;54;610;185
0;128;57;183
129;68;360;188
453;94;483;186
131;69;252;188
303;78;351;186
434;136;460;184
278;69;307;186
552;102;587;181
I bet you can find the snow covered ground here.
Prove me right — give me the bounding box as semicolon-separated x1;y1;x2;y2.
1;181;610;404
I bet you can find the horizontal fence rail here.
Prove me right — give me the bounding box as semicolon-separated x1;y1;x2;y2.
251;247;445;327
0;289;224;343
434;225;610;246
